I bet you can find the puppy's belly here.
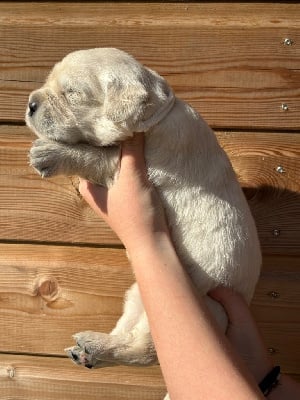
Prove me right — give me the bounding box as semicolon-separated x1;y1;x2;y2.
160;189;259;299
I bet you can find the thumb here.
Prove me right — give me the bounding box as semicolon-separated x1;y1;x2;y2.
120;133;146;174
79;179;109;216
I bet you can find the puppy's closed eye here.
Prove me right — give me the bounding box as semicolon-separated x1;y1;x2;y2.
62;88;82;104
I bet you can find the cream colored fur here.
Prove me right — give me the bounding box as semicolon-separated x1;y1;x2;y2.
26;48;261;382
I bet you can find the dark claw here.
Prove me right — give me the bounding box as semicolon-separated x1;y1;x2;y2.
40;168;52;178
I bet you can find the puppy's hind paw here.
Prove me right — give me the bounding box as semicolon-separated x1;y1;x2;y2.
65;331;114;369
65;345;93;368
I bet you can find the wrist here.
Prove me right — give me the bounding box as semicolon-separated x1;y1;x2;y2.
259;366;280;397
126;231;174;262
255;361;275;389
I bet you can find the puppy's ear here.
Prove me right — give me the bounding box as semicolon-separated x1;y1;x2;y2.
104;79;149;127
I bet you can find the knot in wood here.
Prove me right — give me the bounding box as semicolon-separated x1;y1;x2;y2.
7;367;15;379
36;276;59;301
0;366;15;379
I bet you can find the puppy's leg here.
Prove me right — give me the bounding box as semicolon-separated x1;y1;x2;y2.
29;139;119;186
66;311;157;368
66;284;157;368
110;283;145;335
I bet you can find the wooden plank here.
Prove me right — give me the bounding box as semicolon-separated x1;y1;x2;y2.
1;126;299;254
0;353;299;400
252;255;300;323
258;322;300;375
0;354;166;400
217;131;300;255
252;255;300;374
0;242;299;375
0;2;299;129
290;374;300;384
1;2;299;27
0;243;133;355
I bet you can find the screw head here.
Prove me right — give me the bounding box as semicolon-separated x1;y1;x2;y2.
273;229;281;237
268;347;278;355
281;103;289;111
284;38;293;46
268;291;280;299
276;166;285;174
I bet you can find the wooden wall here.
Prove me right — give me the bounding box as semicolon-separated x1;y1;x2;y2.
0;2;299;398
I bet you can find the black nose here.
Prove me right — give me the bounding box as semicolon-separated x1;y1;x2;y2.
28;101;38;116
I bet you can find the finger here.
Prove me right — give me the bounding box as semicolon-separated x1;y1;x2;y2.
79;179;108;216
78;179;93;198
120;133;146;174
209;287;251;325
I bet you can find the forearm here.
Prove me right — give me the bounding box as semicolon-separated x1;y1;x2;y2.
129;235;264;400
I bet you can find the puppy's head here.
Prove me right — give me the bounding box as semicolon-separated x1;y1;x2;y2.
26;48;172;146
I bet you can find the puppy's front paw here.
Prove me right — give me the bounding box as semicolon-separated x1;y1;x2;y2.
65;331;114;369
29;139;68;177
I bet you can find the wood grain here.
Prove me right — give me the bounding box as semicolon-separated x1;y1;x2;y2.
0;354;165;400
0;243;133;355
0;3;299;129
0;125;119;245
217;131;300;255
1;2;299;27
0;242;299;374
1;126;299;254
0;353;298;398
0;2;299;396
252;255;300;322
257;322;300;374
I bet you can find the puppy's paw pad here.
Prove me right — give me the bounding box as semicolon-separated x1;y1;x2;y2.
65;345;92;368
66;331;111;369
73;331;110;350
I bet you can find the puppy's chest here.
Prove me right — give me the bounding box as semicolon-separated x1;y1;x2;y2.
147;167;180;188
145;150;198;189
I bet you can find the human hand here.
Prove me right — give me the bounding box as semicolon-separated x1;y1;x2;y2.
209;287;274;384
79;134;169;254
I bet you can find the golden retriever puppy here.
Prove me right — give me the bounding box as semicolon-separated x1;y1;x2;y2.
26;48;261;371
